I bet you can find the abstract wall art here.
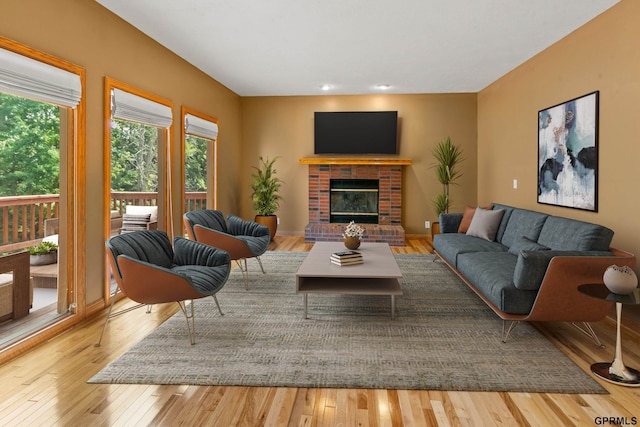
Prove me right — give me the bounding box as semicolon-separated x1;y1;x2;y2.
538;91;599;211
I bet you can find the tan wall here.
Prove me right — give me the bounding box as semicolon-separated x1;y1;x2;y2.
478;0;640;261
1;0;242;304
240;94;477;235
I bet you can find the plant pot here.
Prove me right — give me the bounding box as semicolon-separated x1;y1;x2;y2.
30;252;57;266
255;215;277;241
344;236;361;250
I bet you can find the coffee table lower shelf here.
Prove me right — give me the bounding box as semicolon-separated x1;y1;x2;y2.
297;277;402;319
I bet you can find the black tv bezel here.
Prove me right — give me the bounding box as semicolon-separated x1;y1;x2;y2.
313;111;398;155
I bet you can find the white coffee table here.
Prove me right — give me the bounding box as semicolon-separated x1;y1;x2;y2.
295;241;403;319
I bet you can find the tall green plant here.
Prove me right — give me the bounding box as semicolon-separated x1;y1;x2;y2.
250;156;283;215
431;136;464;215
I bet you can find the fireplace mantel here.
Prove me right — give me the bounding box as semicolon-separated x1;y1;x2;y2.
299;157;412;166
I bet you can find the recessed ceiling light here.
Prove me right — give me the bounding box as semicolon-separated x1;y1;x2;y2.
376;84;391;90
321;84;331;91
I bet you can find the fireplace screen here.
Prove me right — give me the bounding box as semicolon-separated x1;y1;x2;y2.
330;179;379;224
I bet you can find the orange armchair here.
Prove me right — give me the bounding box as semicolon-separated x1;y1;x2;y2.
98;229;231;346
184;210;270;289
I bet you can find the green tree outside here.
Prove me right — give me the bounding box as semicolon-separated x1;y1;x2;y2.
0;93;60;196
184;134;207;192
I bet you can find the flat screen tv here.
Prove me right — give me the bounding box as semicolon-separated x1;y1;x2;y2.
314;111;398;154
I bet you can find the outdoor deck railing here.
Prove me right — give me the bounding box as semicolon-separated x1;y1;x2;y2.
0;192;207;252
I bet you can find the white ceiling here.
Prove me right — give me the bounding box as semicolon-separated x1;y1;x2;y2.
95;0;619;97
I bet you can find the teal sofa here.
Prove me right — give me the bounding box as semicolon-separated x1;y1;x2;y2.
433;203;635;342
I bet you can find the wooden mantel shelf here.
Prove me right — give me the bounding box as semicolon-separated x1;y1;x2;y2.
299;157;412;166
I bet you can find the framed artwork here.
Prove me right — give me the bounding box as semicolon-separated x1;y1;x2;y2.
537;91;599;211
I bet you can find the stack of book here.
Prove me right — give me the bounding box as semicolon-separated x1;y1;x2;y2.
330;250;363;266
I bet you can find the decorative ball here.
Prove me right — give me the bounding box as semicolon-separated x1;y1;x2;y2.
603;265;638;295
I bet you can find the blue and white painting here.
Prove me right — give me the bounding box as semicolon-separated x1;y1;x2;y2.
538;91;599;211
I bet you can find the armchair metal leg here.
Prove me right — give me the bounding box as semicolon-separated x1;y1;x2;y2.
256;256;266;274
95;287;147;347
95;291;118;347
213;295;224;316
177;300;196;345
235;259;249;290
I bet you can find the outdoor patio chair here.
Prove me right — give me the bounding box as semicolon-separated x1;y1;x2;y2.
98;229;231;346
183;209;270;290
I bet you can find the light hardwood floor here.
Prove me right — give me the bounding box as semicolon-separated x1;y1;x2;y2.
0;235;639;426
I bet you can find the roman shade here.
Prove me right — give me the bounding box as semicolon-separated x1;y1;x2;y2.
0;48;82;108
111;88;172;128
184;113;218;140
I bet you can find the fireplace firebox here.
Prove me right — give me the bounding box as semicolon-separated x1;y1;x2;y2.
330;179;379;224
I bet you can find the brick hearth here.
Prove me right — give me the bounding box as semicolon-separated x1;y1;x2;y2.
300;158;411;246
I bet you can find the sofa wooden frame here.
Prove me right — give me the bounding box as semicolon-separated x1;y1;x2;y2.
435;247;636;344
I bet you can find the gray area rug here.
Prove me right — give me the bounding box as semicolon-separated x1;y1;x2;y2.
89;252;605;393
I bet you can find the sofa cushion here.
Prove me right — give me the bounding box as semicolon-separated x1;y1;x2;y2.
537;216;614;251
490;203;514;243
456;252;537;315
500;209;548;248
507;235;550;256
125;205;158;222
438;213;463;234
512;249;616;290
466;208;504;241
433;233;506;268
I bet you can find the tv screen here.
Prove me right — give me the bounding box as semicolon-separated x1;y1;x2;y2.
314;111;398;154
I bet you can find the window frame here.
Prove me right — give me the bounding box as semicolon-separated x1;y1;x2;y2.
180;107;219;217
103;77;174;305
0;36;86;362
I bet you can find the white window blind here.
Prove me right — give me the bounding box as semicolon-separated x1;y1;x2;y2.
184;113;218;140
111;88;172;128
0;48;82;108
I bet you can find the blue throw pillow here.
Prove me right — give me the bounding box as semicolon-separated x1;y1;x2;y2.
508;235;550;256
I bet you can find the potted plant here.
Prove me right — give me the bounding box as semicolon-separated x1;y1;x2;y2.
431;136;464;235
28;241;58;265
250;156;283;240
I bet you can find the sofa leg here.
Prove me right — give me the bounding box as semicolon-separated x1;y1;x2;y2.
571;322;605;348
502;321;520;343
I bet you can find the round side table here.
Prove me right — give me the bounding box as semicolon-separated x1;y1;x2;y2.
578;284;640;387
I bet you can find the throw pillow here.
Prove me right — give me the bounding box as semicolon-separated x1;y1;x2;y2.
457;204;494;233
507;235;550;256
458;206;476;233
466;207;505;241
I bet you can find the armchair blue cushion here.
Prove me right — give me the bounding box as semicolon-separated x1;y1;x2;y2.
183;209;270;289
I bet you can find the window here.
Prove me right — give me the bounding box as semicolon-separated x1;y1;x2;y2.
0;38;85;354
181;108;219;222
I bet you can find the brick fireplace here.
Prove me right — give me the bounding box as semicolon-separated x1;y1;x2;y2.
300;158;411;245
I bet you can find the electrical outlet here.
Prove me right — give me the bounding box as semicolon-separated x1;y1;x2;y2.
513;179;518;189
277;217;280;225
425;221;430;229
